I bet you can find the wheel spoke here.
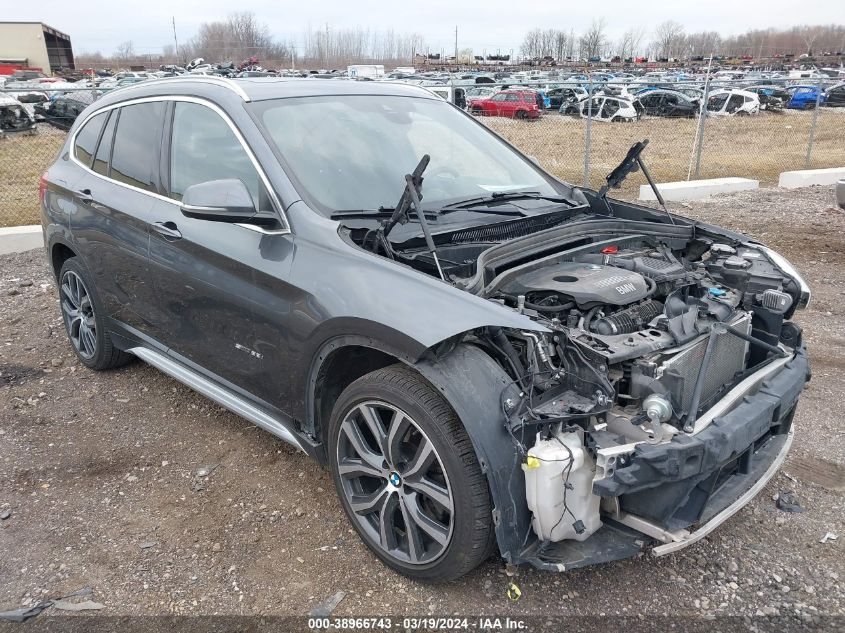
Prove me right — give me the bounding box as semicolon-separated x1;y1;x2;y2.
402;436;436;481
398;494;425;563
61;282;78;310
81;326;97;357
404;491;450;546
404;476;453;513
378;491;400;553
340;419;385;472
386;411;411;466
61;300;79;319
337;457;384;480
349;482;390;515
357;404;388;458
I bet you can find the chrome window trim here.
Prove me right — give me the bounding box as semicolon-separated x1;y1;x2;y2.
69;94;290;234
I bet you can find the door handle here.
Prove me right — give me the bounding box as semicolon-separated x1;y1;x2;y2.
153;221;182;240
74;188;93;203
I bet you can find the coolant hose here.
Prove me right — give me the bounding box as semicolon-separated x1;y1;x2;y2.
487;326;527;380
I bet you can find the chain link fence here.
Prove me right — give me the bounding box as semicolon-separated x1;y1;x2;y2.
2;79;844;227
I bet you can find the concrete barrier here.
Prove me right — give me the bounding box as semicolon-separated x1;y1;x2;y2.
778;167;845;189
638;177;759;202
0;225;44;255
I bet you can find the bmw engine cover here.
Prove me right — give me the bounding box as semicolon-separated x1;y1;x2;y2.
501;262;650;307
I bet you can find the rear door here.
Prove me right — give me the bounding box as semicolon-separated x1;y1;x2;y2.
70;101;166;336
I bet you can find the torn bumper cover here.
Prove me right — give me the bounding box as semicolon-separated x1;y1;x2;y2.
522;345;809;571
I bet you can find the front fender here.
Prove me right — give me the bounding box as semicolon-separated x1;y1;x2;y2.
414;343;528;565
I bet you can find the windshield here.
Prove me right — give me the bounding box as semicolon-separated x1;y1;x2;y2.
253;95;558;214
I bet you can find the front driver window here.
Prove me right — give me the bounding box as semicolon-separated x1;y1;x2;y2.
170;102;261;206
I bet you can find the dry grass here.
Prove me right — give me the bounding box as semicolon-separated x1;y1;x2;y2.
1;111;843;227
482;108;845;196
0;126;64;227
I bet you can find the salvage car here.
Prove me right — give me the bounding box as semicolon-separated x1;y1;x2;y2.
823;83;845;107
744;86;788;111
706;89;761;116
636;89;699;118
786;85;827;110
577;95;641;122
42;77;812;581
469;89;541;119
34;92;95;131
547;86;587;111
0;93;36;136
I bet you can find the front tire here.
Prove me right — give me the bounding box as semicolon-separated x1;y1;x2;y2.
58;257;133;371
327;364;494;582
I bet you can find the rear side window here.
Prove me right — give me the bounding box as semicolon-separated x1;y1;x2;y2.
92;110;116;176
110;102;165;193
73;112;107;167
169;102;260;205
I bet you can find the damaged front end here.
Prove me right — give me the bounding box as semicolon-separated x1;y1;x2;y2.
336;133;811;572
403;202;811;571
0;95;36;138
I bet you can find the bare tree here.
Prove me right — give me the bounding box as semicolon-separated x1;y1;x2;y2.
652;20;685;59
796;25;825;55
579;19;607;59
618;26;646;59
115;41;135;64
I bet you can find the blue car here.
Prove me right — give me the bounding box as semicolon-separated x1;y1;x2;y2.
787;86;827;109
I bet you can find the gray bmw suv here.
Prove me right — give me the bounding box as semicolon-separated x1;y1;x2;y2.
41;77;811;581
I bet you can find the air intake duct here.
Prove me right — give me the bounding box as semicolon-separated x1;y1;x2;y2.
591;300;664;335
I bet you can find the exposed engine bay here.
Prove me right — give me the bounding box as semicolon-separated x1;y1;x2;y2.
343;195;808;552
335;140;809;566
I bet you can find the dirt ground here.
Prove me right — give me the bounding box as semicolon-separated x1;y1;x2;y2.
0;186;843;624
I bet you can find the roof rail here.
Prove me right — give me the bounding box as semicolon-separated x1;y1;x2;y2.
113;75;251;102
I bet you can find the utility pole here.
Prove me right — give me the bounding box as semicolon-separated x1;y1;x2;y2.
454;26;458;63
171;16;179;64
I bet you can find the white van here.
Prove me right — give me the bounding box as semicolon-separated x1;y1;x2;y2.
347;65;385;80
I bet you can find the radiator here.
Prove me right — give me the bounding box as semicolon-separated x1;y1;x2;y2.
658;314;751;413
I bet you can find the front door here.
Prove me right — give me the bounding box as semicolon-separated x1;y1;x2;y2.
145;99;296;406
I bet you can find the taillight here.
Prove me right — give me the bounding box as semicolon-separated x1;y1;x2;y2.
38;172;48;202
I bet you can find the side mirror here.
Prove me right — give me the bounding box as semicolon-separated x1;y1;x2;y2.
180;178;277;226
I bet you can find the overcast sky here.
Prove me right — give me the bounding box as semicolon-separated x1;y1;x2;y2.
7;1;840;56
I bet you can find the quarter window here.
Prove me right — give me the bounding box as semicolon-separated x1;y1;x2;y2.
73;112;107;167
110;102;165;193
169;102;260;205
92;111;116;176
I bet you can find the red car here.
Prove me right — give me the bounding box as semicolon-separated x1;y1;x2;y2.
470;89;541;119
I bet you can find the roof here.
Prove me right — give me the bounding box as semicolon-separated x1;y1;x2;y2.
0;22;71;39
103;77;439;104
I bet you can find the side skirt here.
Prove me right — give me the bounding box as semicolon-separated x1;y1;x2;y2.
128;346;304;453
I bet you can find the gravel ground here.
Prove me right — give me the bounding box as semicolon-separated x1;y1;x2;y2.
0;186;843;623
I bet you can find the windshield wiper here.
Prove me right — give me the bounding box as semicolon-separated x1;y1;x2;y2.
374;155;447;281
598;139;675;226
439;191;570;210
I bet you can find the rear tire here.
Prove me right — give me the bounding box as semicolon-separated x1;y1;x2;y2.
515;110;527;120
327;364;495;582
58;257;133;371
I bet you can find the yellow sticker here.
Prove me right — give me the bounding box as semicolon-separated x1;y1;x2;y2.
507;581;522;601
525;456;540;470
